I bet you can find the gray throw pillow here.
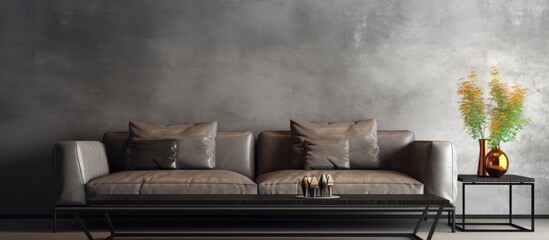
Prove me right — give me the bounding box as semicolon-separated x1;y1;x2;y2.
127;139;178;170
305;139;350;170
291;119;380;169
129;121;217;169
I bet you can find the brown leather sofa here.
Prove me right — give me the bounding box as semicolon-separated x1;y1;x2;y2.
53;130;457;206
256;131;457;204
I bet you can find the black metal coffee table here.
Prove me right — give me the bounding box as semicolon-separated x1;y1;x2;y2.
57;194;449;240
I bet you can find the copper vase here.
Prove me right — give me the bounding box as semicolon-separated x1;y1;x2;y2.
477;139;489;177
484;145;509;177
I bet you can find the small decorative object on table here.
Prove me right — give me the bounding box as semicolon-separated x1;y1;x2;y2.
484;145;509;177
457;67;530;177
308;177;319;197
319;174;328;196
326;174;334;196
298;174;339;199
301;176;312;197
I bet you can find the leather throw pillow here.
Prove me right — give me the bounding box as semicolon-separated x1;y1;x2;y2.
305;139;350;170
129;121;217;169
127;139;178;170
291;119;380;169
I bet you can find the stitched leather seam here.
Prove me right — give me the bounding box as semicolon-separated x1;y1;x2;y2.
259;182;423;185
137;181;145;194
91;182;256;185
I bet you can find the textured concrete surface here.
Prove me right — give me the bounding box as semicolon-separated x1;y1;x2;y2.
0;0;548;215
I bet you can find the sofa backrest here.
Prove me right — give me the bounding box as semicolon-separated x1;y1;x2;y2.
102;131;255;179
257;130;415;176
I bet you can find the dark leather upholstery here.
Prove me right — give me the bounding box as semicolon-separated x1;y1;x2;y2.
103;132;129;173
129;121;217;169
257;131;415;175
377;131;416;170
256;170;423;195
408;141;458;205
257;131;457;204
304;139;350;169
53;141;110;205
103;131;255;178
54;129;457;206
257;131;293;176
214;131;255;179
87;170;257;198
126;140;178;170
290;119;379;169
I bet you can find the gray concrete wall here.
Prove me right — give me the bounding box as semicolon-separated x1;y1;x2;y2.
1;0;548;215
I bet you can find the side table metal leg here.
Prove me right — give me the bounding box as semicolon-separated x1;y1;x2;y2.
462;183;466;230
426;205;444;240
530;183;534;232
509;183;513;224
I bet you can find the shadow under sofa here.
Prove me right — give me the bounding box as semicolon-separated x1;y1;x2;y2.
53;130;457;230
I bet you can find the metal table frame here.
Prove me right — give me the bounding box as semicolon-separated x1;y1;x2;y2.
456;174;535;232
55;194;449;240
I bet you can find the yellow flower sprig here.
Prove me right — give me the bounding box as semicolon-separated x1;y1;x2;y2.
458;67;530;147
487;67;529;147
458;72;487;139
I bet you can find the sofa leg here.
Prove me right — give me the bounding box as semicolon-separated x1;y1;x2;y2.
452;209;456;233
446;209;456;233
52;209;57;233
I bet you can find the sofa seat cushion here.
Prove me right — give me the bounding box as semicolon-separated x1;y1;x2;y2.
87;170;257;198
256;170;423;195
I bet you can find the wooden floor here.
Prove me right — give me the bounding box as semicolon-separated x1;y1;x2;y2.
0;217;547;240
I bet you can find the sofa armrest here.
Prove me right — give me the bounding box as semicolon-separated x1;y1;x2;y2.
53;141;110;206
408;141;458;205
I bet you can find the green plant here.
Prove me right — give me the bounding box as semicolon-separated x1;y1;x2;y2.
457;67;530;147
457;71;487;139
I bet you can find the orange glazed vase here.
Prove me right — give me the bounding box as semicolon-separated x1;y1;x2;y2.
484;145;509;177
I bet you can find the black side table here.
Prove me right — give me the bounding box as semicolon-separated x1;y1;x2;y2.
457;174;534;232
